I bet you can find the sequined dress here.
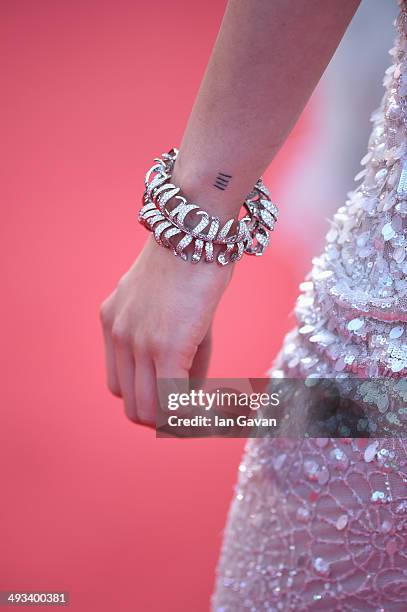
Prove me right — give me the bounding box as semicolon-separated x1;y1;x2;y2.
212;4;407;611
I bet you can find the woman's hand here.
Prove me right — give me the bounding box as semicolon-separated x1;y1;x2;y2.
100;235;233;426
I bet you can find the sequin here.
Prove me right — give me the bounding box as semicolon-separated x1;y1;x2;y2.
296;506;310;523
382;222;397;241
371;491;386;502
304;460;319;481
272;454;287;470
336;514;348;530
299;324;315;335
381;519;393;533
347;318;365;331
314;558;330;577
330;448;350;471
364;441;379;462
212;7;407;609
317;466;330;485
390;325;404;338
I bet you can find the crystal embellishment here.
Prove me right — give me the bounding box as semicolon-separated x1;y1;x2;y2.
139;148;278;265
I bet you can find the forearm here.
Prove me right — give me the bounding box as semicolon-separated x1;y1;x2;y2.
171;0;360;218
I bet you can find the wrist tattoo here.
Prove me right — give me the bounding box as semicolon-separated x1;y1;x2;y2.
213;172;232;191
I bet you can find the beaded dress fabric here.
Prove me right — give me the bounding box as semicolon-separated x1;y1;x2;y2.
212;4;407;611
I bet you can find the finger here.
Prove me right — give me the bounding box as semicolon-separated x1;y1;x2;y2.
190;327;212;380
100;301;121;397
154;349;190;419
155;355;190;380
102;325;122;397
116;346;138;421
134;356;157;425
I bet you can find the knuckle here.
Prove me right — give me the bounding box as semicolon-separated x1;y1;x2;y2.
124;409;139;424
177;342;197;369
201;331;212;347
137;412;155;426
149;337;172;357
107;380;122;398
99;295;115;327
99;302;111;326
117;273;128;292
111;320;129;346
152;337;195;369
132;333;146;355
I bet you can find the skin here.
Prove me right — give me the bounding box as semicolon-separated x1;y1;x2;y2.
100;0;360;427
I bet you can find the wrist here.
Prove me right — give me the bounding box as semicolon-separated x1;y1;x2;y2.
139;147;277;266
145;234;235;280
170;158;245;220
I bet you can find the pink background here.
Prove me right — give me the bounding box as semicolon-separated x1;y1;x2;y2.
2;1;319;610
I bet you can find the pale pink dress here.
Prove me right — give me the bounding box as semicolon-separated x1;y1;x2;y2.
212;2;407;610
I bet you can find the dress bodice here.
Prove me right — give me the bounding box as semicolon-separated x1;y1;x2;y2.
269;1;407;435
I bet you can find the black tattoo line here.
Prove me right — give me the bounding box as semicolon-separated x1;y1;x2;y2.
213;172;232;191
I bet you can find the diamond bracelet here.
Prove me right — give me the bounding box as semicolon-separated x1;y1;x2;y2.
138;147;278;266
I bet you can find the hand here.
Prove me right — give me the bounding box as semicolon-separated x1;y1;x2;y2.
100;235;233;426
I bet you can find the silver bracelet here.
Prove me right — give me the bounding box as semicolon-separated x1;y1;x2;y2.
138;147;278;266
